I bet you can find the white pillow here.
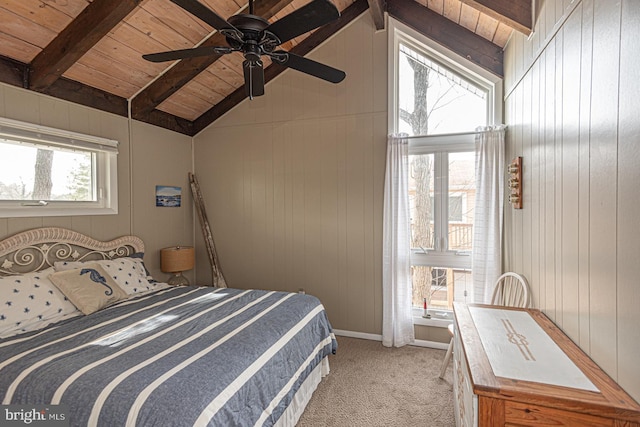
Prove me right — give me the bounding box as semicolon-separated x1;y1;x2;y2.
54;257;159;295
0;268;81;339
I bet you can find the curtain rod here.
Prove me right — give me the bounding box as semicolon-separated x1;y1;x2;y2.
400;126;507;139
402;131;475;139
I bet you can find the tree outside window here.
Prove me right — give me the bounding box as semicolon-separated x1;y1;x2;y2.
0;116;117;217
398;42;486;310
0;142;94;202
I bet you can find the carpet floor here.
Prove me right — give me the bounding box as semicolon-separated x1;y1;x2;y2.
297;336;455;426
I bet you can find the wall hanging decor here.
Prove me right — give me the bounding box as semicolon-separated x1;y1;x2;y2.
508;157;522;209
156;185;181;207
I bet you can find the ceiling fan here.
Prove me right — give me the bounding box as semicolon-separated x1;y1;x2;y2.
143;0;347;99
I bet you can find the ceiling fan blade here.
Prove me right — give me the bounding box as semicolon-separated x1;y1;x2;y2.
265;0;339;44
275;51;345;83
143;45;230;62
170;0;242;40
243;60;265;98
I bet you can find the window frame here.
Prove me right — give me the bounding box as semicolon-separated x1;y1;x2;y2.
0;116;118;218
388;17;502;320
409;143;476;322
409;141;475;266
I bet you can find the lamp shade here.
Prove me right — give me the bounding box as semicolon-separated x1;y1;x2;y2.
160;246;195;273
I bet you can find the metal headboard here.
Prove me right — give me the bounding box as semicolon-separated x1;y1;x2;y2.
0;227;144;276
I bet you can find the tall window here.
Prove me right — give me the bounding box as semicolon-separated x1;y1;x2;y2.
389;20;501;312
0;117;118;217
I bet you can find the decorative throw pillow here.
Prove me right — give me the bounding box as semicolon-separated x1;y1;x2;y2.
0;268;81;339
54;257;158;295
49;264;128;315
130;252;152;277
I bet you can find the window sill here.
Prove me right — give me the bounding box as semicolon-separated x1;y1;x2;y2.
412;309;454;328
0;205;118;218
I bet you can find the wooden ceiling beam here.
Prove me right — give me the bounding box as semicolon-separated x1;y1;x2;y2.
387;0;503;77
192;0;369;135
0;54;28;88
131;0;294;120
0;54;129;118
28;0;142;92
133;109;194;136
461;0;532;35
367;0;386;30
45;77;129;117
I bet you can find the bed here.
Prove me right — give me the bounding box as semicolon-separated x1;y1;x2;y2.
0;227;336;426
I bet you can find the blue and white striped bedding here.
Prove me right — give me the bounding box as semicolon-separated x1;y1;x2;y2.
0;286;336;426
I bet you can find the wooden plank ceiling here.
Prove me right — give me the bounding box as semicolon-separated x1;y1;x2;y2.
0;0;530;136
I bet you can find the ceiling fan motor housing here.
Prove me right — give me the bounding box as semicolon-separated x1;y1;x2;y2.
226;14;280;61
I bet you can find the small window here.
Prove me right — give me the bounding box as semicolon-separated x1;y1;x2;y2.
0;117;118;217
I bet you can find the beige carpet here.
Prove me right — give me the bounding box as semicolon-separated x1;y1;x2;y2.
297;336;455;427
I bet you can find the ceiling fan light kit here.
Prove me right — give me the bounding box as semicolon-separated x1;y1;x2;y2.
143;0;347;99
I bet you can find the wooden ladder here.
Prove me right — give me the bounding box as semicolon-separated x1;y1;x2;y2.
189;172;227;288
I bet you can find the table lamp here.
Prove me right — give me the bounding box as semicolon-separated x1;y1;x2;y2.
160;246;195;286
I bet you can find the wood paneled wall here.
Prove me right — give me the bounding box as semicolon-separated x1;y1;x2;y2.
0;82;194;281
504;0;640;402
130;121;194;282
194;13;388;335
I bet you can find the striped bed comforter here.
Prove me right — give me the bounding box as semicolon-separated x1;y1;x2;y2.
0;286;336;426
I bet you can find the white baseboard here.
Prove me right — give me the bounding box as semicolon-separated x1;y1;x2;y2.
411;339;449;350
333;329;449;350
332;329;382;341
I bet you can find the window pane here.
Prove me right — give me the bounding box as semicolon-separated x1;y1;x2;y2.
411;266;472;310
448;152;475;251
0;140;95;202
398;43;488;136
409;154;434;251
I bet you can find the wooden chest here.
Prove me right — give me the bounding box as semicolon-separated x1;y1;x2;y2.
452;303;640;427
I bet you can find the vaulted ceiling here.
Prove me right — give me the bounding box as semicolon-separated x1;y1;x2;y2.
0;0;531;136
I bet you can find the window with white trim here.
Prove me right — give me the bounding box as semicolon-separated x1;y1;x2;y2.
389;18;501;314
409;146;475;312
0;117;118;217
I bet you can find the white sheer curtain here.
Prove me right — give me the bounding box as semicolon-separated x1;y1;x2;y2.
382;133;414;348
472;125;506;304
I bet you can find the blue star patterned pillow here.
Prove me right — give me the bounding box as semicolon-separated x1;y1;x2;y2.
0;267;81;339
